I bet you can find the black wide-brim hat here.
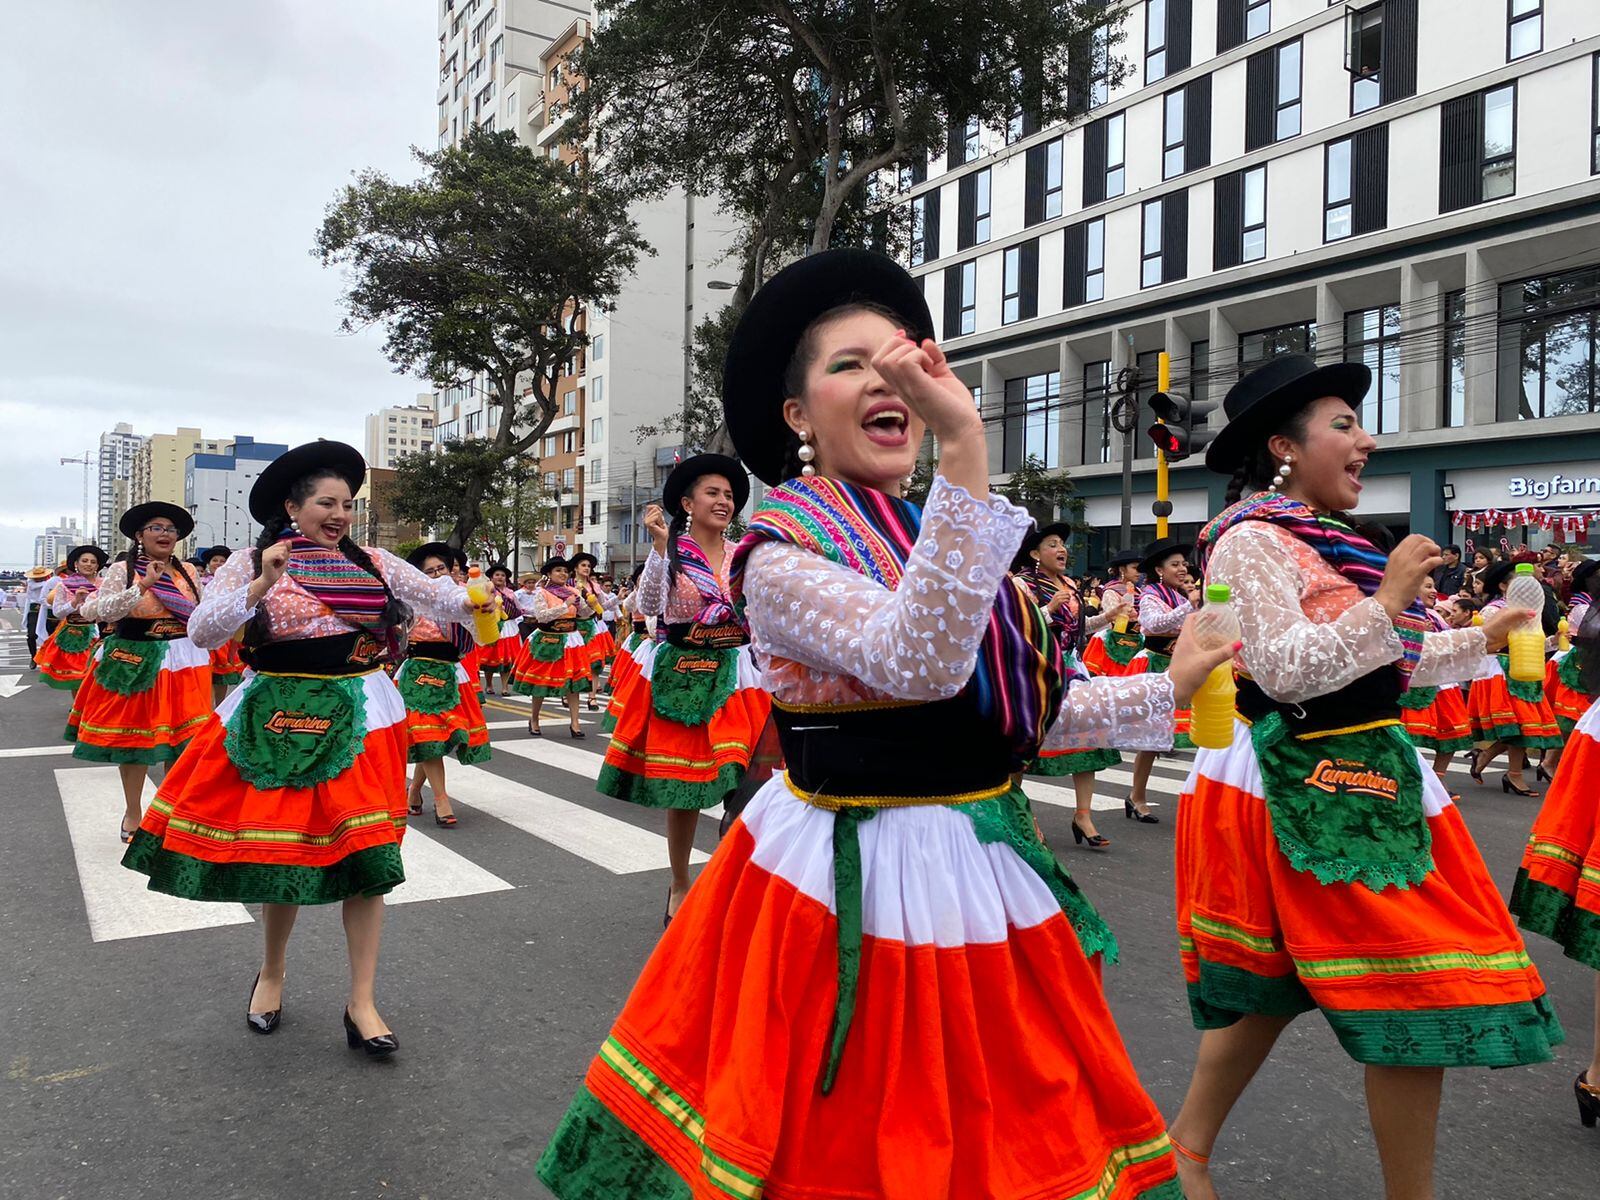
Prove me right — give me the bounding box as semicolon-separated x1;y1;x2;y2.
65;545;109;568
1138;537;1193;576
567;552;598;571
1571;558;1600;594
249;440;367;524
540;556;569;575
487;561;512;577
723;249;935;486
407;542;456;570
203;545;233;562
1205;354;1372;475
1481;560;1518;596
1013;522;1076;571
662;453;750;515
1106;548;1142;569
119;501;194;540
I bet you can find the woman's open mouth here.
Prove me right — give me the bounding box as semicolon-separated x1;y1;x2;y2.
862;402;910;448
1345;459;1366;490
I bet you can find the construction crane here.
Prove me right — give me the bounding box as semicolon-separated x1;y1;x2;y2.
59;451;94;542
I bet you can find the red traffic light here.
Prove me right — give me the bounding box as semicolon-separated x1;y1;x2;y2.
1147;422;1182;455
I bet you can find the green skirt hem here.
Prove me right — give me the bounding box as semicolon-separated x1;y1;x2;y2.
1510;870;1600;972
1406;733;1474;754
514;679;593;698
408;734;493;766
537;1087;694;1200
69;739;187;766
1186;962;1316;1030
120;831;406;905
40;674;84;692
595;762;742;810
1029;747;1120;776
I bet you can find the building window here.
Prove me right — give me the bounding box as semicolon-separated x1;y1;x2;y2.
1345;305;1402;434
1593;54;1600;175
1481;85;1517;200
1442;289;1467;429
1325;138;1353;241
910;189;940;264
1275;40;1301;141
591;376;604;404
1044;139;1063;219
1086;218;1105;302
1089;24;1112;109
1442;85;1516;211
563;390;577;415
1083;360;1114;464
562;468;576;489
1106;112;1126;198
943;260;979;338
1003;371;1062;471
1163;89;1185;179
1003;248;1022;324
1141;200;1164;288
974;170;991;243
964;115;981;162
1001;240;1038;325
957;169;990;250
1189;340;1211;413
1242;166;1267;261
1245;38;1301;150
1239;321;1313;368
1344;0;1421;115
1498;266;1600;421
592;333;604;361
1147;0;1168;83
1508;0;1541;61
591;417;604;442
1247;0;1270;39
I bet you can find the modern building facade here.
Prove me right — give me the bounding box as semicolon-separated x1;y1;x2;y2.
133;429;231;512
363;402;436;470
354;468;425;552
893;0;1600;561
96;423;144;546
34;517;83;569
183;437;289;558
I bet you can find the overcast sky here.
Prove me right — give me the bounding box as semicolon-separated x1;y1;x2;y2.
0;1;438;568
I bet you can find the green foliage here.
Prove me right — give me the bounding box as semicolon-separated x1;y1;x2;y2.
393;538;424;562
384;442;552;560
998;455;1085;532
314;127;650;544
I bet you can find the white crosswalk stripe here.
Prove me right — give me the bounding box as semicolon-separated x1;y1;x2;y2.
56;766;254;942
386;826;515;905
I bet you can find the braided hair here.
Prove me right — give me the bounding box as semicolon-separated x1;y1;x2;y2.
664;506;691;591
1222;406;1315;505
243;468;411;651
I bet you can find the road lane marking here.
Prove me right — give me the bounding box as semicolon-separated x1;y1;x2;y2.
55;767;253;942
386;826;516;905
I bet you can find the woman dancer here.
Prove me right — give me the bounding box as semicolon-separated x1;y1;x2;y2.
600;568;649;735
1466;559;1561;795
1082;548;1143;676
1167;355;1558;1200
401;542;493;826
448;554;486;697
595;454;769;923
121;442;490;1054
202;545;247;703
35;544;106;692
1400;576;1474;796
70;503;213;844
512;557;592;738
1125;538;1198;818
538;249;1236;1200
569;553;615;711
478;561;522;698
1540;558;1600;778
1013;523;1125;848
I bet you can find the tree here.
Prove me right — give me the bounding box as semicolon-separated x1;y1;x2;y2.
313;128;650;546
472;456;555;566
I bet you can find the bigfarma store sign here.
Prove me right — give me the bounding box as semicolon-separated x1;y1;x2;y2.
1507;473;1600;503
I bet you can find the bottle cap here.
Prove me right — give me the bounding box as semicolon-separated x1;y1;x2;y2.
1205;583;1231;603
1515;563;1535;575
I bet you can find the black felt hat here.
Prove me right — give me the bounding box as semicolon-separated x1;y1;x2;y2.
1480;560;1518;597
407;542;456;570
248;440;366;524
1013;522;1076;571
1571;558;1600;594
487;561;512;578
119;501;194;540
1138;537;1193;576
567;552;598;571
1205;354;1371;475
65;545;109;569
540;556;569;575
1106;548;1142;569
662;453;750;516
203;544;233;563
722;249;935;486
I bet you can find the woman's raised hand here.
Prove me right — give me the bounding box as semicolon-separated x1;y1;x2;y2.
871;332;982;443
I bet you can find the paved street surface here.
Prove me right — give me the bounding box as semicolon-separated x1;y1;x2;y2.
2;620;1594;1199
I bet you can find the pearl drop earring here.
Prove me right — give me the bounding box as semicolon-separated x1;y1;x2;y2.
289;518;301;533
1269;456;1294;492
797;429;817;478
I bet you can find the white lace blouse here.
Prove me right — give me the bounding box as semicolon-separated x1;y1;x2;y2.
740;477;1177;752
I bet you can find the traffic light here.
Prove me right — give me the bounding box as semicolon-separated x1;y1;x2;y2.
1146;390;1222;462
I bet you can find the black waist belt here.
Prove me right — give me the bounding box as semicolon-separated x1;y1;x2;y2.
115;617;188;642
1235;667;1403;736
665;620;748;649
774;696;1011;806
1142;633;1178;657
249;631;390;677
540;618;577;634
406;639;460;663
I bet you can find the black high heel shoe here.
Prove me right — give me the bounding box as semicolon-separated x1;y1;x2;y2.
1071;820;1110;850
1502;774;1538;797
1536;762;1553;783
1469;753;1487;785
247;972;281;1035
1576;1073;1600;1128
1124;800;1159;824
343;1009;398;1057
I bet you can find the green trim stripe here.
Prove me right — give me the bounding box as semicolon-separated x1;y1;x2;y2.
147;795;401;846
1190;913;1279;956
1063;1133;1174;1200
597;1037;764;1200
1295;948;1533;981
1526;838;1582;867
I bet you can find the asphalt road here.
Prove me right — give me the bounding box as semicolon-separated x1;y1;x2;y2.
1;623;1594;1199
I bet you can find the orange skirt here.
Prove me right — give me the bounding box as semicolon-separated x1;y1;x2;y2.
1468;660;1562;748
1511;696;1600;971
121;668;408;904
67;637;213;765
1082;632;1148;678
584;624;617;671
1175;722;1562;1065
537;779;1180;1200
512;629;593;698
480;623;523;669
35;620;97;691
1545;652;1591;737
1400;684;1473;754
209;638;245;685
601;629;651;734
597;642;770;809
401;660;491;765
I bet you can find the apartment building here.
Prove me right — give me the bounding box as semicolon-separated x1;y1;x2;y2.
363;402;436;470
183;437;289;558
898;0;1600;558
34;517;83;569
96;423;144;546
133;429;231;513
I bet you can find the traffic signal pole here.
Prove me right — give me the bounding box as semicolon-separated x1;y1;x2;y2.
1155;351;1170;539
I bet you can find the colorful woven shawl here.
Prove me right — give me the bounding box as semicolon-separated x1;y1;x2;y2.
281;536;389;630
731;477;1063;765
1017;567;1080;649
1569;591;1592;620
1139;580;1187;613
1198;491;1428;682
134;556;198;622
671;534;737;627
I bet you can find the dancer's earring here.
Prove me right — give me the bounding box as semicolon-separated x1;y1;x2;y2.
1269;456;1294;491
797;429;817;478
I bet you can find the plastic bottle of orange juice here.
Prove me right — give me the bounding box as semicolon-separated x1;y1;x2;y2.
1188;584;1240;750
1505;564;1546;683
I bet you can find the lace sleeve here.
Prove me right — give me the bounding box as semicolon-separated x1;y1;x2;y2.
372;548;470;627
635;550;668;617
49;583;78;618
1042;674;1177;752
1409;626;1489;687
81;562;140;625
741;477;1034;700
1139;593;1192;635
185;550;257;649
1210;523;1404;705
530;590;573;622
